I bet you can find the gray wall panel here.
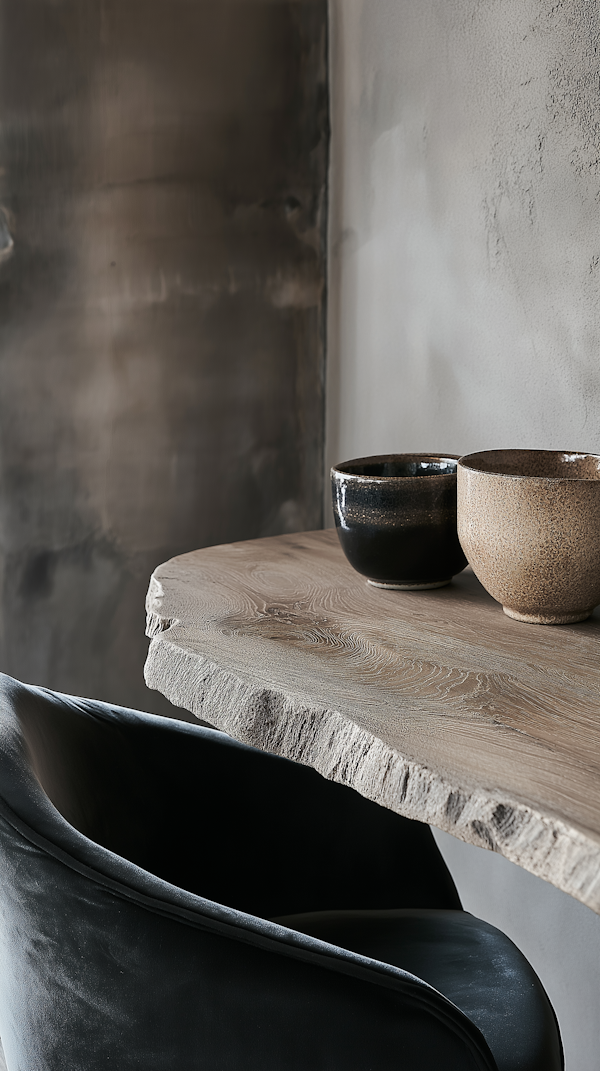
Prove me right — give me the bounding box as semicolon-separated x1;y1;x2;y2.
0;0;328;714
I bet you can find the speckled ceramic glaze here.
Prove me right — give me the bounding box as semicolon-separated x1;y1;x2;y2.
331;454;467;589
458;449;600;624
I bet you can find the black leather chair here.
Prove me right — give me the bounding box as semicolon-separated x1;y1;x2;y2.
0;674;562;1070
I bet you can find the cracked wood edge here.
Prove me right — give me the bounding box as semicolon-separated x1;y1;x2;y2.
144;618;600;915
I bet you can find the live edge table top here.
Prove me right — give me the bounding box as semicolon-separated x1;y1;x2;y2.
144;529;600;913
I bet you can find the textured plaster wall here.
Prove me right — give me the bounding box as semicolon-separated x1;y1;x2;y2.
327;3;600;1068
0;0;328;715
327;0;600;470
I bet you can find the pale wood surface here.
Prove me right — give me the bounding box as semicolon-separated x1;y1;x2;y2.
144;529;600;912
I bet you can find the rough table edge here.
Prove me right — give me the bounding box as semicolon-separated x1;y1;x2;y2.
144;630;600;915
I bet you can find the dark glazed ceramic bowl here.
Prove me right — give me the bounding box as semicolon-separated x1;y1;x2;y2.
458;449;600;624
331;454;468;589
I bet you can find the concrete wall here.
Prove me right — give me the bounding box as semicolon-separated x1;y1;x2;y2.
0;0;328;716
327;3;600;1067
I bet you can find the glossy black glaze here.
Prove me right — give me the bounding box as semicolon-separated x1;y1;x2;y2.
331;454;468;587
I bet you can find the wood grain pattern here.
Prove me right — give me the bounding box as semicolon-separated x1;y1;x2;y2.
144;529;600;912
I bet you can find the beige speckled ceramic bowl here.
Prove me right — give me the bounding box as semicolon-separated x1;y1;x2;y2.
457;449;600;624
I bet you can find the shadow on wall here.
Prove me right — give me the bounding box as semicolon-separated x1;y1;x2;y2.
0;0;328;715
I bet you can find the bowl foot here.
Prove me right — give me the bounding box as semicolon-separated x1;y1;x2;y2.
502;606;592;625
368;578;452;591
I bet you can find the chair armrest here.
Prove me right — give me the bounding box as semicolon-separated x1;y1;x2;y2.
0;765;490;1071
208;914;499;1071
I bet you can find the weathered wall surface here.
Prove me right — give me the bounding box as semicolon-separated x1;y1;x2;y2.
327;0;600;471
0;0;328;715
327;3;600;1067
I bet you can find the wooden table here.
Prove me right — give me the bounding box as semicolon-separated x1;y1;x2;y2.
144;529;600;913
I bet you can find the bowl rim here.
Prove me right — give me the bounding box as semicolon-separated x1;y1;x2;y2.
332;453;462;481
458;448;600;482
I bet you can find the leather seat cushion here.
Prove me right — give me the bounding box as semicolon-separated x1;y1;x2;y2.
272;908;563;1071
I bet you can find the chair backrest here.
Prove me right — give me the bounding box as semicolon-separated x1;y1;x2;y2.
13;675;461;917
0;675;498;1071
